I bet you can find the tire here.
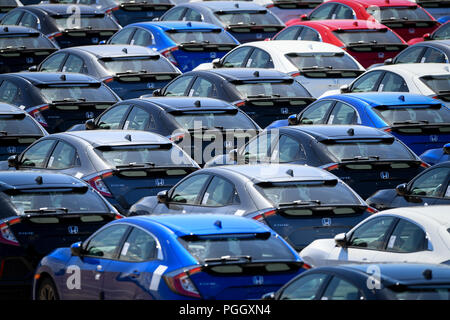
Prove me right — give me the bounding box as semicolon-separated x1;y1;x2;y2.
37;278;59;301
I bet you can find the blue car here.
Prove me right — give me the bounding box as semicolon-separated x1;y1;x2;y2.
267;92;450;156
420;143;450;165
108;21;240;72
33;214;306;300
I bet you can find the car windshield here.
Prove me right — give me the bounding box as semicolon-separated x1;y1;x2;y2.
53;15;118;30
285;52;359;70
1;0;17;5
165;30;236;44
374;7;432;21
391;287;450;300
234;80;311;98
178;233;296;263
420;75;450;94
374;105;450;125
169;111;257;130
333;29;404;45
323;140;415;161
0;34;55;49
39;85;117;103
432;24;450;40
99;56;177;74
255;181;360;206
8;189;109;215
214;11;281;26
95;144;193;167
0;116;43;135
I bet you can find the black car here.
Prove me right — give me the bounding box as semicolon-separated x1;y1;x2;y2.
70;96;260;166
36;44;181;99
205;125;428;199
4;130;200;214
385;40;450;65
367;161;450;210
263;263;450;300
129;163;376;250
0;171;121;299
154;68;315;128
0;4;121;48
0;25;59;74
108;0;175;27
0;72;120;133
0;0;22;21
0;102;48;161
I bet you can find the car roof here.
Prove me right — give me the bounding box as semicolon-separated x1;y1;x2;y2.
200;68;292;81
380;205;450;227
243;40;345;53
0;171;86;189
0;102;25;113
284;124;392;141
328;0;417;8
327;92;442;107
129;21;223;31
67;45;160;59
130;214;270;237
6;72;100;85
213;164;338;183
137;97;236;111
25;4;103;15
62;130;170;147
0;25;43;35
416;39;450;49
372;63;450;75
191;1;268;11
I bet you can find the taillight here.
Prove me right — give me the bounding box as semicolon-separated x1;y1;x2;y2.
234;100;246;108
115;214;124;220
106;5;120;14
420;162;430;168
383;127;392;133
322;163;339;171
289;71;301;77
47;32;63;40
302;263;312;270
252;208;277;222
29;105;49;127
266;4;274;8
0;218;20;247
366;206;378;214
103;77;114;84
161;47;179;66
164;267;202;298
87;171;113;197
169;133;185;143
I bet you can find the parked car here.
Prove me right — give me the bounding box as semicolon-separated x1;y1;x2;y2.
268;93;450;156
382;40;450;65
414;0;450;21
266;0;323;23
108;21;239;72
0;102;48;161
421;143;450;165
0;171;121;299
273;20;408;68
300;205;450;267
367;161;450;210
158;1;285;43
194;40;365;98
0;1;22;22
263;263;450;300
33;214;306;300
205;125;428;199
408;21;450;44
3;130;199;214
0;4;121;48
130;164;376;250
0;25;59;74
153;68;315;128
0;72;120;133
36;45;181;99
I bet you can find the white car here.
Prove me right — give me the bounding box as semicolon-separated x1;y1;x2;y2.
320;63;450;107
300;205;450;267
194;40;365;97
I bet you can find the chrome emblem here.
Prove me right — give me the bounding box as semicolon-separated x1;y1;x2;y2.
280;107;289;115
322;218;331;226
68;226;79;235
91;37;99;44
430;135;438;143
256;33;262;39
155;178;165;186
380;171;390;180
378;52;385;59
85;111;95;119
408;28;415;34
210;52;217;59
147;83;154;89
253;275;264;285
7;146;16;154
26;57;34;64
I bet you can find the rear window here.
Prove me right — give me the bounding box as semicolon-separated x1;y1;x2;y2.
285;52;359;70
95;144;194;167
165;30;236;45
99;56;177;74
374;105;450;125
178;233;296;263
7;189;109;215
420;75;450;94
0;34;55;49
1;0;17;5
39;85;118;103
234;80;311;98
214;10;281;26
0;115;43;135
375;7;432;21
53;15;118;31
390;287;450;300
333;29;404;45
169;110;257;130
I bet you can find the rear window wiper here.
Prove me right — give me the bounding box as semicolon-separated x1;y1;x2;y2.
52;98;86;103
246;94;281;98
392;120;429;125
348;40;378;45
278;200;321;206
204;255;253;263
115;162;155;169
24;207;69;214
341;155;380;161
301;66;333;71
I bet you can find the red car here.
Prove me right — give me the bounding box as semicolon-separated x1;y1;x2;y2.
292;0;440;42
273;19;408;67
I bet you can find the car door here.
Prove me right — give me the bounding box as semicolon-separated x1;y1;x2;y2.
221;46;254;68
298;100;336;125
39;52;68;72
1;9;24;26
349;71;384;93
238;130;279;164
277;273;330;300
162;75;195;96
96;103;132;130
327;216;397;265
18;138;57;170
18;11;38;30
61;224;130;300
297;27;321;41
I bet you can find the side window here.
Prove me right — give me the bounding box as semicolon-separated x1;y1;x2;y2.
275;26;302;40
124;106;153;131
184;9;202;22
322;277;362;300
170;174;210;205
348;217;396;250
109;27;135;44
40;53;67;72
119;227;158;262
272;134;307;163
299;27;320;41
20;139;56;168
246;48;274;68
84;224;129;259
131;29;153;47
97;104;130;129
242;132;277;162
351;71;383;92
395;46;426;64
201;176;237;207
299;100;334;124
379;72;408;92
189;77;218;97
279;273;328;300
309;4;336;20
410;167;450;197
62;54;87;74
422;48;447;63
222;47;253;68
162;7;186;21
328;102;358;125
47;141;79;169
164;75;194;96
1;10;23;25
19;12;38;29
332;5;356;19
386;219;427;253
0;80;20;104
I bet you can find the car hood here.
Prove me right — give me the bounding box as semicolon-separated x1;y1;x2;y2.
300;238;336;267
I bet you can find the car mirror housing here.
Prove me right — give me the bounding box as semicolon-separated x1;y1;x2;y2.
153;89;162;97
444;143;450;155
70;241;83;256
334;233;348;247
261;292;275;300
7;155;18;168
157;190;169;203
229;149;238;161
340;84;350;93
288;114;299;125
395;183;408;196
300;14;308;21
152;17;160;21
28;65;38;72
99;40;106;45
212;58;222;68
384;58;393;65
423;33;431;40
85;118;96;130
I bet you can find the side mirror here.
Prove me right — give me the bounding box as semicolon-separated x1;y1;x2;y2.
395;183;408;196
261;292;275;300
28;65;38;72
7;155;18;168
287;114;299;126
229;149;238;161
334;233;348;247
443;143;450;155
85;118;96;130
153;89;162;97
212;58;222;68
70;241;83;256
152;17;160;21
300;14;308;21
157;190;169;203
423;33;431;40
340;84;350;93
384;58;393;65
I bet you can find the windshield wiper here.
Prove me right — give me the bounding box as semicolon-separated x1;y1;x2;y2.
278;200;321;206
52;98;86;103
24;207;69;214
392;120;429;125
204;255;252;263
341;155;380;162
115;162;155;168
